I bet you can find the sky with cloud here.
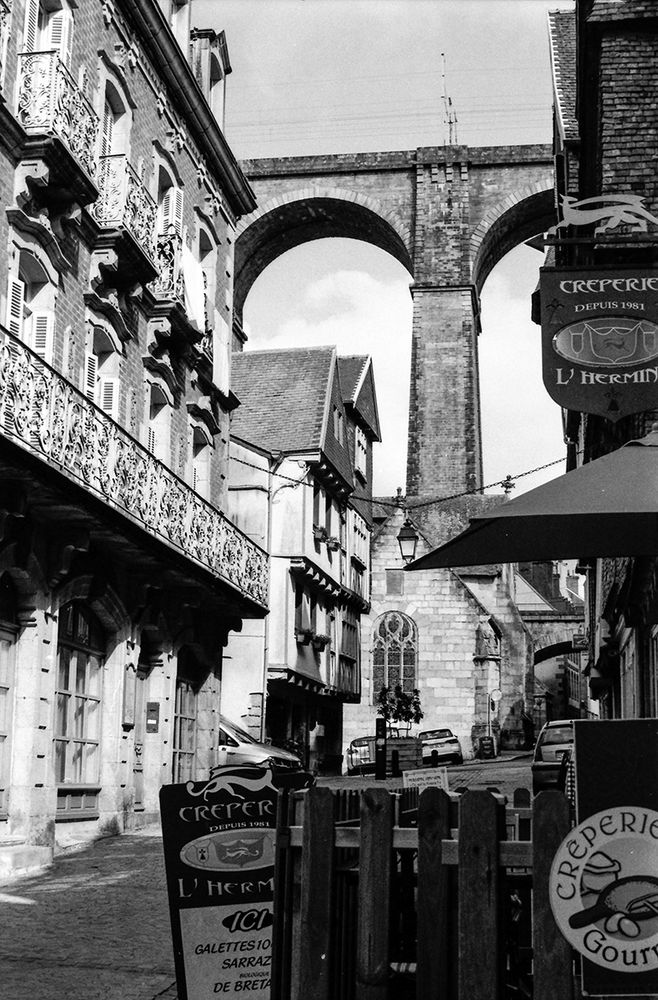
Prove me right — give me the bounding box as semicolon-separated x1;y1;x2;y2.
193;0;574;496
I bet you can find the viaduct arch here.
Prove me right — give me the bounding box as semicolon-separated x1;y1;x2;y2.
235;144;554;499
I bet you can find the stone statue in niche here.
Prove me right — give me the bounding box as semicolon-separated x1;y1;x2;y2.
476;616;500;658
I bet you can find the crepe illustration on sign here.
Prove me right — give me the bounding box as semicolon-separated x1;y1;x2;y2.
180;829;275;872
552;317;658;366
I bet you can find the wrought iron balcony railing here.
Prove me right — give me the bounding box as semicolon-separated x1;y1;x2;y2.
92;155;158;264
150;229;185;304
17;50;100;182
0;329;268;609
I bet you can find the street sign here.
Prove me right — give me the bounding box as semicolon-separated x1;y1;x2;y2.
549;719;658;996
402;766;449;791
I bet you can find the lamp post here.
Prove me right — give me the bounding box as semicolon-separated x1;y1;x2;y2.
397;517;419;564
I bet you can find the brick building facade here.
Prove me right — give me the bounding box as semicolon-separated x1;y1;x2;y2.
0;0;267;876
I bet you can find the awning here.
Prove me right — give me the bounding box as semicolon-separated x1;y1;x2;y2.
407;426;658;569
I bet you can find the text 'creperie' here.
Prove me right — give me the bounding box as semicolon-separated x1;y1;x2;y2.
179;800;275;822
559;276;658;294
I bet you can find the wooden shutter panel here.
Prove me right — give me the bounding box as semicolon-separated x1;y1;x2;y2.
31;311;54;363
6;277;25;340
100;100;114;158
22;0;40;53
99;377;119;420
84;351;98;401
49;9;73;65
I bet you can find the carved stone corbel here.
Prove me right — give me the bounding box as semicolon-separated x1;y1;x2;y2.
47;528;90;589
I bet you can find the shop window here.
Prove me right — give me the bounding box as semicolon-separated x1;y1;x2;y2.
372;611;418;700
55;602;104;818
173;678;196;782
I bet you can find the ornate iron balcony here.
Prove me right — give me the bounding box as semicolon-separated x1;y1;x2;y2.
0;330;269;609
150;229;185;303
17;50;99;181
93;155;157;264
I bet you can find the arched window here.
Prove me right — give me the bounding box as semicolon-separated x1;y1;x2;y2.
372;612;418;700
146;379;172;462
84;320;120;420
55;602;104;793
0;575;17;819
100;81;130;158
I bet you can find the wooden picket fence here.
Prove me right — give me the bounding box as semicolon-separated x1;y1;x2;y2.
271;785;578;1000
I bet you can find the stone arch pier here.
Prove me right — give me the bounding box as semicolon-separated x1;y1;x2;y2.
236;145;554;498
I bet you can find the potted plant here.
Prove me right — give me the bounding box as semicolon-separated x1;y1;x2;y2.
295;627;313;645
325;536;341;552
312;524;328;543
375;685;424;773
312;633;331;652
376;684;423;733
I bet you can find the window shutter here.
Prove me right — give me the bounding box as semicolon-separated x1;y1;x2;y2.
147;426;157;454
84;351;98;401
22;0;39;53
160;187;184;236
160;187;184;237
49;9;73;65
99;377;119;421
31;311;54;363
6;277;25;340
100;100;114;158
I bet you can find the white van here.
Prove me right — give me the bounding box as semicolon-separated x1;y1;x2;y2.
217;716;303;772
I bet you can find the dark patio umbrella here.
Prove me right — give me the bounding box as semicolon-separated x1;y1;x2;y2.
407;427;658;569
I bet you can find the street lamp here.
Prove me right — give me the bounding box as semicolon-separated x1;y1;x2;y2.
397;517;419;564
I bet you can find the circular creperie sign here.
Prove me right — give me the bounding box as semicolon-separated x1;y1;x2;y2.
550;806;658;973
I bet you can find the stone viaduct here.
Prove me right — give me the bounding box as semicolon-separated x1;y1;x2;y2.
235;144;554;499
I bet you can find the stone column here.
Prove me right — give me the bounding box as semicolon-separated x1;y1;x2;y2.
406;284;483;498
471;617;501;753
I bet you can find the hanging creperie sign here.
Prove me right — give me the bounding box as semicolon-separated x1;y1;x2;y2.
539;268;658;421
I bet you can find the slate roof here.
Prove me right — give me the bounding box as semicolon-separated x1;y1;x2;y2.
548;10;578;142
230;346;354;487
588;0;658;21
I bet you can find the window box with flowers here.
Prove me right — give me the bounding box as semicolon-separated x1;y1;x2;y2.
295;628;314;646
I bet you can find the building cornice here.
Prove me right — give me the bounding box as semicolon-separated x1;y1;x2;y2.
127;0;256;217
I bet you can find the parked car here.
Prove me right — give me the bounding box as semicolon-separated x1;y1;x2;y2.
217;716;303;772
531;719;574;794
418;728;463;765
345;728;400;775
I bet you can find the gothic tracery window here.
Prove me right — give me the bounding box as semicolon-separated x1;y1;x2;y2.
372;611;418;700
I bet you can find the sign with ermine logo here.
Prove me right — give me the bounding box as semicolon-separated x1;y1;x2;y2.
539;269;658;421
160;764;312;999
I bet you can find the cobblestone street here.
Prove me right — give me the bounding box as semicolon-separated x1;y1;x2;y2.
0;829;177;1000
0;757;530;1000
